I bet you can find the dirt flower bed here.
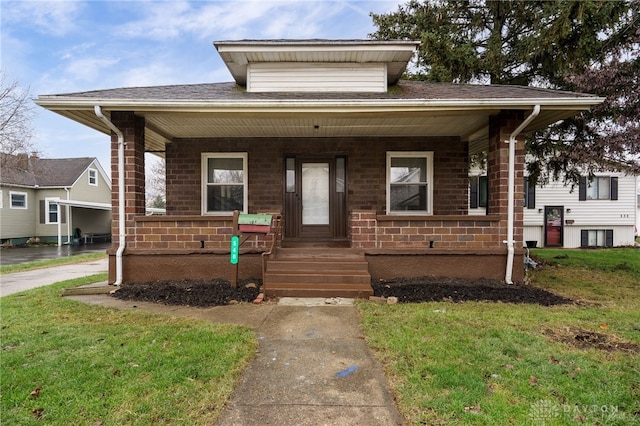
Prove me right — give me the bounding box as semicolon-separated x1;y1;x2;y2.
114;278;262;307
372;276;572;306
113;276;572;307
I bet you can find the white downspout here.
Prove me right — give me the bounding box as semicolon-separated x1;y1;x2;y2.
56;201;62;247
505;105;540;284
94;106;125;286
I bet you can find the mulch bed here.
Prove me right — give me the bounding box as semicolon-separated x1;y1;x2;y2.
113;276;572;307
372;276;572;306
113;278;262;307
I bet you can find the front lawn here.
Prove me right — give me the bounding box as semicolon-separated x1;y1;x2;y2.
358;247;640;425
1;274;257;425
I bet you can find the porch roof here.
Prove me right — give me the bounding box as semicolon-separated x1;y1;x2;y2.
36;80;603;157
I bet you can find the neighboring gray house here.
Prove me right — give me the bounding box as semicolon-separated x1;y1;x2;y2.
0;154;111;245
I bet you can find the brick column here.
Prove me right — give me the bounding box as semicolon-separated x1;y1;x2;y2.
110;111;146;247
350;210;377;248
487;110;525;246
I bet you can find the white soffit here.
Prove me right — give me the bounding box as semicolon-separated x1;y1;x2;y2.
214;40;420;86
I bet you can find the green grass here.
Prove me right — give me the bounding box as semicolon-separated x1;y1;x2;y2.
531;247;640;276
358;247;640;425
0;252;107;274
1;274;257;425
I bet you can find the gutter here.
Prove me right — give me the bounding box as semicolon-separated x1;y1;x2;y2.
94;106;125;286
36;96;603;110
505;105;540;284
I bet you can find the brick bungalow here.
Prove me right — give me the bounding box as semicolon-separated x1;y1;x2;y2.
36;40;603;297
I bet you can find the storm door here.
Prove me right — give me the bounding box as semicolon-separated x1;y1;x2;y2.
544;206;564;247
284;156;347;241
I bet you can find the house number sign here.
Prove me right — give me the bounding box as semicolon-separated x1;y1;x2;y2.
230;236;239;264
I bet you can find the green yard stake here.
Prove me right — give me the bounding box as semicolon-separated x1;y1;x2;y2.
230;235;239;264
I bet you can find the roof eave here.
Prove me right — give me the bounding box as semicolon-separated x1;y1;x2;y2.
36;96;605;111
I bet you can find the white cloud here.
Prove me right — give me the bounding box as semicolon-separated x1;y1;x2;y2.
58;42;97;61
1;0;84;36
64;56;121;83
111;0;375;41
117;62;180;87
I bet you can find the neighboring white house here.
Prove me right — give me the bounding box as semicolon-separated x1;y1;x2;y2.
470;169;638;248
0;154;112;246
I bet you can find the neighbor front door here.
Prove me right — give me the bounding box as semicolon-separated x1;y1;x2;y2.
544;206;563;247
284;156;347;241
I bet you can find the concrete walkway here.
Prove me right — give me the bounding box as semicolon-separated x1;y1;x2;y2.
67;293;404;425
217;300;403;426
0;258;108;297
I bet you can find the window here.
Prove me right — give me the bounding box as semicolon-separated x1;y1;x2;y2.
0;190;3;208
202;153;247;214
10;191;27;209
88;168;98;186
46;199;59;224
581;229;613;247
386;152;433;214
469;176;487;209
579;176;618;201
587;177;610;199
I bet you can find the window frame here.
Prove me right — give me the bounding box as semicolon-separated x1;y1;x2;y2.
580;229;613;247
386;151;434;215
469;175;488;209
201;152;248;215
45;198;60;224
579;176;618;201
587;176;610;200
10;191;27;209
88;168;98;186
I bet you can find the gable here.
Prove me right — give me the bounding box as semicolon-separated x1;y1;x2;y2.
214;39;418;91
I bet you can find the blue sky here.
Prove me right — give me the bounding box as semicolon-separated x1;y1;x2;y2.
1;0;400;176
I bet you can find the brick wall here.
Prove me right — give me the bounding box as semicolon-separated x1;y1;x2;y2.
350;210;503;249
165;136;467;216
131;216;274;250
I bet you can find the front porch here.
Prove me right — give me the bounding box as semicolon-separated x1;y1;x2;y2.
108;212;523;296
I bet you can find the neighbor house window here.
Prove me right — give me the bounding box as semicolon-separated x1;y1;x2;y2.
10;191;27;209
0;190;3;208
469;175;487;209
386;152;433;214
88;168;98;186
580;229;613;247
202;153;247;214
579;176;618;201
46;199;59;224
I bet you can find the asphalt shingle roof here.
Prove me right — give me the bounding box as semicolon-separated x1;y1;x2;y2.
1;155;96;187
40;80;597;102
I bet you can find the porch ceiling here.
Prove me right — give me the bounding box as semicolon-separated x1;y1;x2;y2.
36;105;581;158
